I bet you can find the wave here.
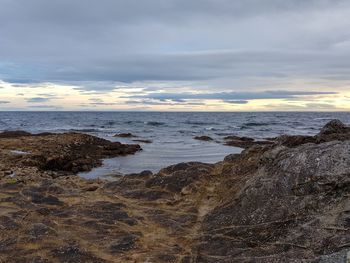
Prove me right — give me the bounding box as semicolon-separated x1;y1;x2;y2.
240;122;266;129
144;121;165;126
103;121;117;126
183;121;219;126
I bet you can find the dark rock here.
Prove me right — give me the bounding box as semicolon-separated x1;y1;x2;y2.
277;134;316;147
146;163;213;193
224;135;254;142
113;133;135;138
224;135;273;149
0;130;32;138
0;216;19;230
13;133;142;173
30;193;63;206
51;244;106;263
0;238;17;252
194;135;214;141
132;139;153;143
27;223;57;239
318;119;349;136
81;201;137;226
109;234;139;253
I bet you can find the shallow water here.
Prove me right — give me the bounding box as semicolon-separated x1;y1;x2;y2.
79;138;239;178
0;111;349;177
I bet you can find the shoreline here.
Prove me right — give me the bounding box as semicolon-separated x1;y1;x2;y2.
0;120;349;262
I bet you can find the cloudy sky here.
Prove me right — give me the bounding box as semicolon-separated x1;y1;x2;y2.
1;0;350;111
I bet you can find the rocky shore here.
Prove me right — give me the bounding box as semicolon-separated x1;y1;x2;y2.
0;120;349;262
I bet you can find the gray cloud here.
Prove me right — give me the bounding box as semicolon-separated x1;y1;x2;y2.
125;90;337;101
0;100;10;104
225;100;249;104
27;105;63;109
26;97;51;103
125;100;205;106
305;103;336;109
1;0;350;98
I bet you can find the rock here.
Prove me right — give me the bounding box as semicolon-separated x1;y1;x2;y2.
318;119;349;135
0;130;32;138
27;223;57;239
223;135;254;142
132;139;153;143
0;132;141;174
0;121;349;262
194;135;214;141
31;194;63;206
51;244;106;263
114;133;136;138
276;134;316;147
109;234;139;253
224;135;273;149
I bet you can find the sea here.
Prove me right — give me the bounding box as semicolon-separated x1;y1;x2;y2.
0;111;349;178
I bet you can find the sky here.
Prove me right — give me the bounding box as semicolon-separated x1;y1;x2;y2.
0;0;350;111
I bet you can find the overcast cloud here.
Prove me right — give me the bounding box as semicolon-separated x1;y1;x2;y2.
0;0;350;109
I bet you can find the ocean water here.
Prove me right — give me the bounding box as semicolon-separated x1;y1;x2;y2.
0;111;349;177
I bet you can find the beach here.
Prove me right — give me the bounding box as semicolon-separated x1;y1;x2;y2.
0;119;349;262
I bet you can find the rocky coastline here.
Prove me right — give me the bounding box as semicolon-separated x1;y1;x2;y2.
0;120;349;262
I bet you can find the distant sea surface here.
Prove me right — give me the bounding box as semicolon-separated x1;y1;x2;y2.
0;112;349;178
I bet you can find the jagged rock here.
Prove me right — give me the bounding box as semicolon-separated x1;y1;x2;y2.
318;119;349;136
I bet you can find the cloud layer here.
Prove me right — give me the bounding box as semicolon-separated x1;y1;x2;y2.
0;0;350;110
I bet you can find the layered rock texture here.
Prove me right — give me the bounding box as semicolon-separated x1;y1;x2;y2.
0;121;349;262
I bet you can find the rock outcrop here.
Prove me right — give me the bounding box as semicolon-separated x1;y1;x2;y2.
0;131;141;174
194;135;214;141
224;135;273;148
0;121;349;262
114;133;136;138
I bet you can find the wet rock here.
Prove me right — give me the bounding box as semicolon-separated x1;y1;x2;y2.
224;135;254;142
224;135;273;149
0;130;32;138
0;132;141;174
194;135;214;141
114;132;136;138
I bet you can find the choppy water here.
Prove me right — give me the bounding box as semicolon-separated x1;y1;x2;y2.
0;111;349;177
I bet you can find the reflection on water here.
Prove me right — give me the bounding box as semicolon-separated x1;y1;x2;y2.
79;138;241;178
